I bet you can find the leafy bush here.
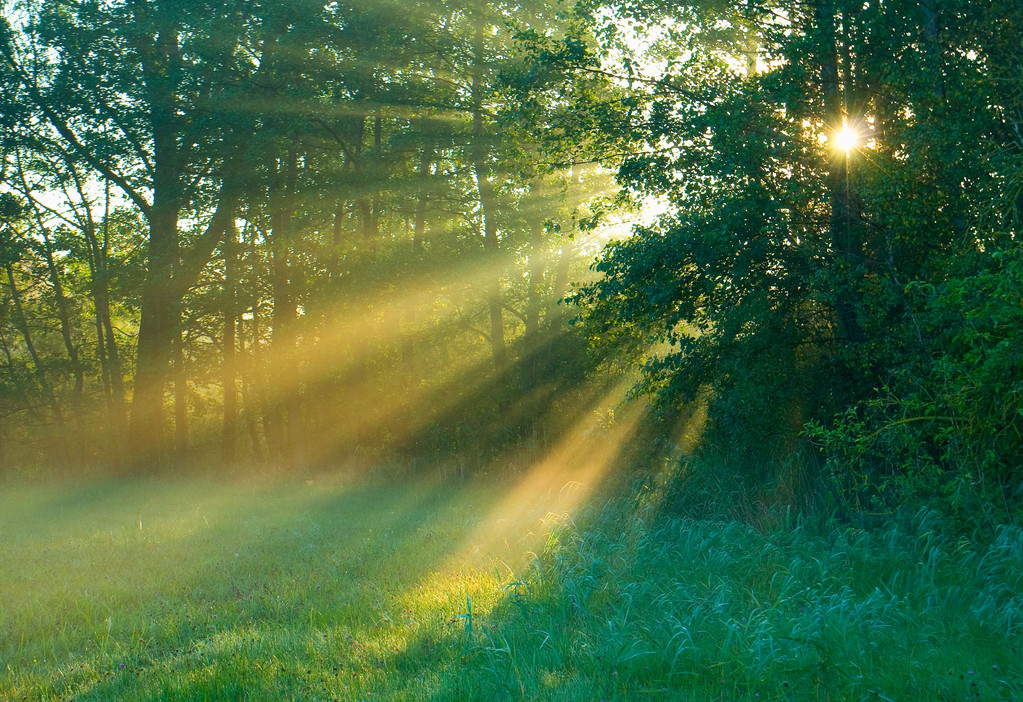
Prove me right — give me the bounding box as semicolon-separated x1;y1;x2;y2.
809;245;1023;527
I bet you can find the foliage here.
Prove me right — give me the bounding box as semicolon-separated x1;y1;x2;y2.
0;0;612;475
2;0;1022;530
808;244;1023;526
559;0;1023;518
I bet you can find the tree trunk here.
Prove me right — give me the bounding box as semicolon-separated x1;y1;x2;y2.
402;145;432;382
94;180;128;435
76;192;129;465
917;0;968;240
5;261;67;462
130;201;180;463
128;22;184;465
355;117;379;255
350;116;379;422
329;203;346;282
0;328;16;476
816;0;866;345
174;324;188;458
549;234;575;324
222;222;238;465
267;151;301;468
919;0;946;103
471;20;507;376
241;300;265;463
524;222;547;388
524;225;546;346
38;228;85;466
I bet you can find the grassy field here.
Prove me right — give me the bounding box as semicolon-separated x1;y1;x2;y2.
1;472;1021;701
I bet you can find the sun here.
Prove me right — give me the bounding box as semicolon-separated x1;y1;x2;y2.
833;125;860;153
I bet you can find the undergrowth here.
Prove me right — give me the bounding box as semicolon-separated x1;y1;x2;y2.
476;498;1023;700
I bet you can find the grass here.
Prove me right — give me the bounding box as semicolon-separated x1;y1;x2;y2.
1;472;1021;700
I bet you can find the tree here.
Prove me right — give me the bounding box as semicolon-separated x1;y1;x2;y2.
0;0;620;474
1;0;293;462
565;0;1023;506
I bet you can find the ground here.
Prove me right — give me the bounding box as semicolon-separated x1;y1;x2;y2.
2;473;1020;700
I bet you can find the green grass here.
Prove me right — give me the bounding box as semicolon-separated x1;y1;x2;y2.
1;474;1021;700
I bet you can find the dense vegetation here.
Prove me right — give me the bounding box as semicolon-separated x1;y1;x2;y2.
0;0;624;475
2;0;1022;564
565;0;1023;526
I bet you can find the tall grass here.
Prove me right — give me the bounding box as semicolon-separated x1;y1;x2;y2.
474;499;1023;700
2;475;1020;700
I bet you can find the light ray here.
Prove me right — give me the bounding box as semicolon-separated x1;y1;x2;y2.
437;369;656;571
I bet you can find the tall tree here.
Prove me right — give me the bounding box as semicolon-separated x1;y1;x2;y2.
1;0;288;462
565;0;1023;489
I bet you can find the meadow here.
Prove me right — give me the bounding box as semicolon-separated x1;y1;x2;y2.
2;471;1021;701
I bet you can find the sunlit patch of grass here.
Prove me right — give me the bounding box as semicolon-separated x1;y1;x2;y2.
0;476;506;700
3;475;1022;700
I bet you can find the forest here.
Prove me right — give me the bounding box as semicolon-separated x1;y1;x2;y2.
2;0;1022;699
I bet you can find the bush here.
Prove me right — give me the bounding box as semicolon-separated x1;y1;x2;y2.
809;245;1023;528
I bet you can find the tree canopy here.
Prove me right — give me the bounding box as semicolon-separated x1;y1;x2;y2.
566;0;1023;521
1;0;1021;524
